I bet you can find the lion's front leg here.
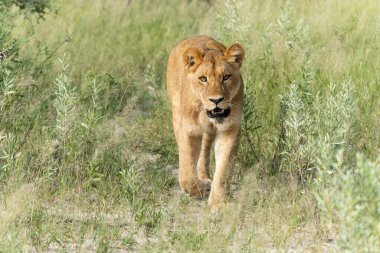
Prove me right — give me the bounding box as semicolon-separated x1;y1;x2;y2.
197;132;215;184
209;127;240;210
178;130;209;197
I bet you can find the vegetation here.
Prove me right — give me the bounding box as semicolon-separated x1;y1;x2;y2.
1;0;379;251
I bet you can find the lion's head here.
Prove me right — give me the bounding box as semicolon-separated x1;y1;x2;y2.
183;41;244;123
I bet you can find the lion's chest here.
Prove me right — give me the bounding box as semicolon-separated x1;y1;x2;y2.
180;110;215;137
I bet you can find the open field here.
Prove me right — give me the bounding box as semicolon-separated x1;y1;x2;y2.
1;0;379;251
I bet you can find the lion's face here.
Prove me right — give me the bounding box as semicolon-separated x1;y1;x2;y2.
183;43;244;123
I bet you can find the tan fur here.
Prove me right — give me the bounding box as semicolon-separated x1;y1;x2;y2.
166;35;244;210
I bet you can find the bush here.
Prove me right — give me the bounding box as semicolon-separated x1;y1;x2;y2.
271;2;357;183
277;80;356;183
316;153;380;252
0;0;53;184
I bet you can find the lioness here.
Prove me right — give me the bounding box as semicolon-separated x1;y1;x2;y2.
166;35;244;210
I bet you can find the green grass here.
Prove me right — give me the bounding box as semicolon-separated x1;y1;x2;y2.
1;0;379;251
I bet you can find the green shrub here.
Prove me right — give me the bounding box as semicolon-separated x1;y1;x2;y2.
277;78;356;183
271;1;357;183
316;153;380;252
0;0;53;76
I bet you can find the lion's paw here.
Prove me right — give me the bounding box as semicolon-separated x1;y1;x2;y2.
179;179;210;198
208;189;227;212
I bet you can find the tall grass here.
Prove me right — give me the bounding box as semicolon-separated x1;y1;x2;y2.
0;0;379;251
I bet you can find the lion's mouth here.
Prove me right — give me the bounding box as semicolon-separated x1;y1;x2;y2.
206;107;231;119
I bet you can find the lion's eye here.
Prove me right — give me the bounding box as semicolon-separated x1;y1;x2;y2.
199;76;207;82
223;75;231;81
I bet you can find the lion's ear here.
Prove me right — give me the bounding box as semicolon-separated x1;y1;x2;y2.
183;48;203;72
225;44;244;68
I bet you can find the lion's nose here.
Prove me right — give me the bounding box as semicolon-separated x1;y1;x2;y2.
209;97;224;105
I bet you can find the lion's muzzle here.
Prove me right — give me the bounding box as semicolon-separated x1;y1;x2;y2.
206;107;231;121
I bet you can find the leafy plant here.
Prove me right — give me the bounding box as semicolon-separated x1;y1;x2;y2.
273;1;356;183
277;79;356;183
0;132;18;182
316;153;380;252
